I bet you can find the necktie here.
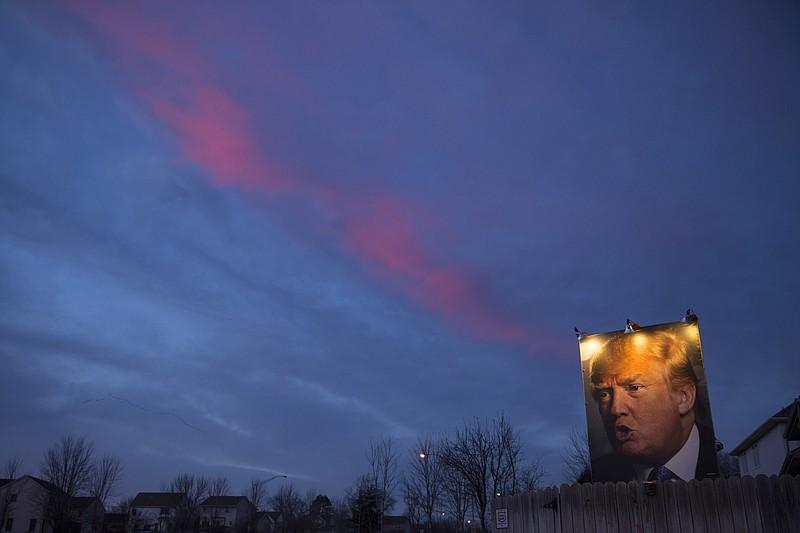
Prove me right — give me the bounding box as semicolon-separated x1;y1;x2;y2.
648;465;679;481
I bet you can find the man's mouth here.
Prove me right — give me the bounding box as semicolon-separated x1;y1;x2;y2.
615;425;632;442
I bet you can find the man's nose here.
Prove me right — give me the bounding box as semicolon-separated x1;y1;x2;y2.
609;388;628;416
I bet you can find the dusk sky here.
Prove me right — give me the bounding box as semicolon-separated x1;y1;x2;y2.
2;1;799;505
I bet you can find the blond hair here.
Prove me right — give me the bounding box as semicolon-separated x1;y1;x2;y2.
590;329;698;390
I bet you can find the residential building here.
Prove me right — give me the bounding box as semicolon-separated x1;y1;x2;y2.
102;513;128;533
0;475;104;533
70;497;105;533
780;397;800;475
248;512;279;533
128;493;188;533
730;397;800;476
199;497;254;533
380;516;410;533
0;476;54;533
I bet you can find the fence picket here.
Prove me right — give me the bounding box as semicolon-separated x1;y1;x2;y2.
491;475;798;532
779;475;800;532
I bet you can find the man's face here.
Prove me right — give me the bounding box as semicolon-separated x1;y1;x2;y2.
593;359;686;465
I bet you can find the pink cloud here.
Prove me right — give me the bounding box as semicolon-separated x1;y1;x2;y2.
66;3;532;345
338;190;526;342
143;85;294;192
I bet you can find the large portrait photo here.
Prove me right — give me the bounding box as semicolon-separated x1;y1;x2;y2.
579;318;720;483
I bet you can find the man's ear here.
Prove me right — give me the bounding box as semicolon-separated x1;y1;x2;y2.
676;383;697;416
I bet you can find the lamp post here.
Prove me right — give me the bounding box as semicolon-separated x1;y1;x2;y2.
256;475;288;488
416;452;441;533
249;475;287;533
253;475;287;510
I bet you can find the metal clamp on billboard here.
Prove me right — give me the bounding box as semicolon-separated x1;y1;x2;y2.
577;311;720;483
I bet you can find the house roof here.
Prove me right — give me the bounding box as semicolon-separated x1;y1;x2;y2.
200;496;249;507
131;492;187;508
104;513;128;523
382;516;411;526
1;475;66;496
730;400;796;456
780;445;800;476
71;496;102;510
783;397;800;441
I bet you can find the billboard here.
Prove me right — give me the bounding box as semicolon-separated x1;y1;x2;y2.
578;314;720;482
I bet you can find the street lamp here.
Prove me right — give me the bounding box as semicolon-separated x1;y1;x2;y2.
248;475;287;533
253;475;287;511
256;474;288;487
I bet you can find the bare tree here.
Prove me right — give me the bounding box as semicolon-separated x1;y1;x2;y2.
518;457;548;493
38;435;97;533
367;435;399;531
561;428;590;483
401;479;423;530
89;456;123;505
245;478;269;511
208;475;231;497
404;436;443;533
329;496;350;533
3;456;23;479
438;413;530;532
439;466;469;533
0;455;24;528
163;474;211;533
491;413;524;496
163;473;210;506
40;435;96;496
268;483;306;533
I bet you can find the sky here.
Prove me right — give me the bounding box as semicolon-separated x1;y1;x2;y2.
1;0;799;507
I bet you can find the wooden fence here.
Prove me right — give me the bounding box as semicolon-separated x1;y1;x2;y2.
491;475;800;533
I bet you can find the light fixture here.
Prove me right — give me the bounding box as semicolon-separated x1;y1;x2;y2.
624;319;640;334
574;327;587;341
682;308;698;323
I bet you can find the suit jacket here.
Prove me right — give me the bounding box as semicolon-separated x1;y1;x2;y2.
591;423;718;483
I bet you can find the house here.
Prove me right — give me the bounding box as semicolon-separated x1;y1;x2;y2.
780;397;800;475
730;397;800;476
1;476;54;533
102;513;128;533
128;493;188;533
248;512;279;533
380;516;410;533
70;497;106;533
199;497;254;532
0;475;104;533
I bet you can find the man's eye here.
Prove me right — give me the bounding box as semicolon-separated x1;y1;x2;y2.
628;385;642;392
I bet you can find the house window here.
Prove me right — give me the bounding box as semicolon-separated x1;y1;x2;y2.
753;443;761;468
10;495;17;503
29;519;37;532
5;518;14;531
